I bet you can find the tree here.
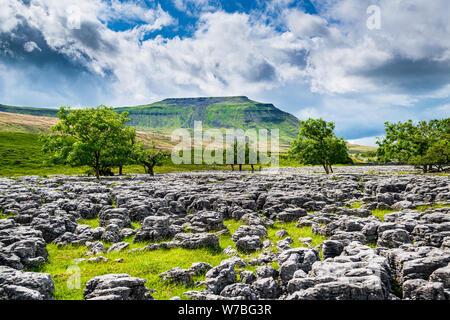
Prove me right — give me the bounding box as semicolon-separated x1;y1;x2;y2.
109;126;137;175
225;141;258;172
134;142;167;176
409;140;450;172
41;105;135;179
288;118;351;174
376;118;449;172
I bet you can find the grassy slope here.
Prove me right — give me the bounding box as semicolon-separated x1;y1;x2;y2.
0;111;57;134
0;104;58;117
0;132;88;176
347;143;378;154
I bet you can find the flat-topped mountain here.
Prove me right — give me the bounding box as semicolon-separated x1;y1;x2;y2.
115;96;301;143
1;97;302;143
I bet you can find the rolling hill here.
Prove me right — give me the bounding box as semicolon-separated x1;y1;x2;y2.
1;96;301;144
0;111;57;134
0;104;58;118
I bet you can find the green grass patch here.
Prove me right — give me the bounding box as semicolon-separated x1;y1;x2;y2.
266;222;326;248
0;212;13;219
32;243;228;300
131;221;142;230
371;209;398;221
32;218;327;300
78;218;100;229
414;203;449;212
345;201;362;209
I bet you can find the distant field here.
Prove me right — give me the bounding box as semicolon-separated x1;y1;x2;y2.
347;143;378;154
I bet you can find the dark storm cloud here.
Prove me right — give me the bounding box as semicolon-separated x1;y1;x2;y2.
71;21;118;54
0;15;116;108
337;126;384;140
246;60;276;82
0;16;117;80
359;57;450;93
286;49;309;68
0;18;78;69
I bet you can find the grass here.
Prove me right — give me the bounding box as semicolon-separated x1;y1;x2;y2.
0;210;14;219
371;203;449;221
78;218;100;229
0;131;261;177
32;243;228;300
0;129;387;178
371;209;398;221
266;222;326;248
0;132;88;177
346;201;362;209
414;203;449;212
0;111;57;134
29;218;326;300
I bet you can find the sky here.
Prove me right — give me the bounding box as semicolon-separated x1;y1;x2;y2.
0;0;449;145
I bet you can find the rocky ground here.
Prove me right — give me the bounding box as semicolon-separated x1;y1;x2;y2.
0;166;449;300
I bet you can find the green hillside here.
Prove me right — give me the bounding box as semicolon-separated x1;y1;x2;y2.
115;96;301;143
1;97;302;144
0;104;58;117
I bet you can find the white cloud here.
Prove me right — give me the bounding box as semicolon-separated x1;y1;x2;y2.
296;107;321;120
347;136;379;147
23;41;41;53
172;0;219;16
285;9;329;38
304;0;450;94
365;94;418;108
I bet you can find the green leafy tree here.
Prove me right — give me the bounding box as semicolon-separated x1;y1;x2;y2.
41;105;135;179
288;118;351;174
376;118;449;172
109;126;137;175
224;141;258;172
134;142;168;176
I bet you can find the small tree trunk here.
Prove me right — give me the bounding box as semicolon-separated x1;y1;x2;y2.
251;164;254;173
329;165;334;173
239;164;242;171
149;166;154;176
119;165;123;175
323;164;330;174
94;154;100;180
423;165;428;173
231;164;234;171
